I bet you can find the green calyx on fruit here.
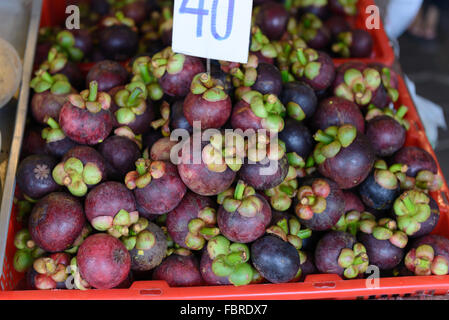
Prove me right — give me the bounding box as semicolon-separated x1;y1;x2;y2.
114;126;143;149
41;117;66;143
250;27;277;59
150;101;171;137
125;158;166;189
414;170;444;192
33;254;70;284
91;210;139;238
291;48;321;81
294;178;330;220
208;235;253;286
122;217;158;251
296;13;323;43
190;73;228;102
13;229;42;272
218;180;263;218
65;225;92;254
102;11;137;30
365;104;410;130
158;7;173;35
313;124;357;164
337;0;358;15
55;30;84;62
131;56;164;101
203;132;245;173
70;257;91;290
246;133;286;163
359;215;408;248
334;68;381;105
40;47;68;74
333;210;370;236
288;153;316;178
380;67;399;102
229;54;259;88
30;69;71;94
331;32;352;57
152;47;186;77
114;81;148;125
338;243;369;279
266;217;312;250
373;160;408;190
405;245;449;276
52;157;103;197
184;207;220;250
69;81;111;113
265;165;298;211
393;190;431;236
275;38;307;83
241;91;286;132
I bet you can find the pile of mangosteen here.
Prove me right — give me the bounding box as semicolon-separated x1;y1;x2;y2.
12;0;449;291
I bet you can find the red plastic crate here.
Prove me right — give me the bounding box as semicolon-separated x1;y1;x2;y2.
0;0;445;300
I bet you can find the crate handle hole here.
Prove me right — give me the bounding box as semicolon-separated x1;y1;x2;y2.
313;281;336;289
139;289;163;296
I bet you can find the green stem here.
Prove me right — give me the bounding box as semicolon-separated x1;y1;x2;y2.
136;160;147;176
127;88;142;106
46;117;60;129
234;180;246;200
139;63;152;84
403;196;416;215
297;229;312;239
314;130;334;144
297;48;307;66
396;105;408;119
41;71;53;84
88;81;98;102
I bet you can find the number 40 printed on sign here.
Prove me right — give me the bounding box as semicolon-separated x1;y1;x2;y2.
172;0;254;63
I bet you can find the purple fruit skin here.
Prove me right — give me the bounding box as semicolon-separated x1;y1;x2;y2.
280;81;317;120
166;192;216;248
98;136;141;180
59;101;114;146
56;62;84;91
343;191;365;213
349;29;373;58
29;192;85;252
171;99;193;133
306;27;331;51
17;154;60;199
129;222;167;271
251;235;300;283
256;2;289;40
46;137;78;159
366;115;406;157
31;89;74;125
200;250;231;285
21;128;48;158
183;92;232;129
135;161;187;214
278;118;314;158
295;178;345;231
153;254;203;287
99;25;139;61
325;16;351;37
86;60;129;92
72;29;93;56
358;232;403;270
123;0;148;25
159;55;205;98
252;63;283;96
217;194;272;243
230;99;265;132
84;181;136;223
311;96;365;133
314;231;357;277
63;146;107;184
392;146;438;177
299;52;335;91
238;156;289;190
318;133;375;189
178;140;236;196
77;233;131;289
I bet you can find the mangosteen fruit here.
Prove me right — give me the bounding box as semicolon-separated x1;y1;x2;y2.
280;81;317;121
86;60;129;92
153;251;203;287
405;235;449;276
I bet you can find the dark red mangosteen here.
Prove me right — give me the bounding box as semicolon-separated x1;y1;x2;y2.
315;231;369;279
296;13;331;50
41;117;78;159
217;181;272;243
358;160;406;211
290;48;335;92
27;253;72;290
29;192;85;252
128;56;164;101
153;250;203;287
405;235;449;276
332;29;373;58
59;81;114;145
298;0;330;20
183;73;232;129
278;118;314;158
393;190;440;238
86;60;129;92
280;81;317;121
121;0;148;25
329;0;358;16
166;192;217;250
30;71;75;125
311;96;365;133
293;177;345;231
313;124;375;189
77;233;131;289
325;15;351;38
152;47;205;98
365;105;409;157
368;63;399;108
250;27;278;65
55;29;93;62
17;154;60;200
392;146;438;178
256;1;289;40
126;158;187;214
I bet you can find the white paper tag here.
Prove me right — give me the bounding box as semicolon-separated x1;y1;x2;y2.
172;0;253;63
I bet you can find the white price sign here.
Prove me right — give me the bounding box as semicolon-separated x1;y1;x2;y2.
172;0;253;63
